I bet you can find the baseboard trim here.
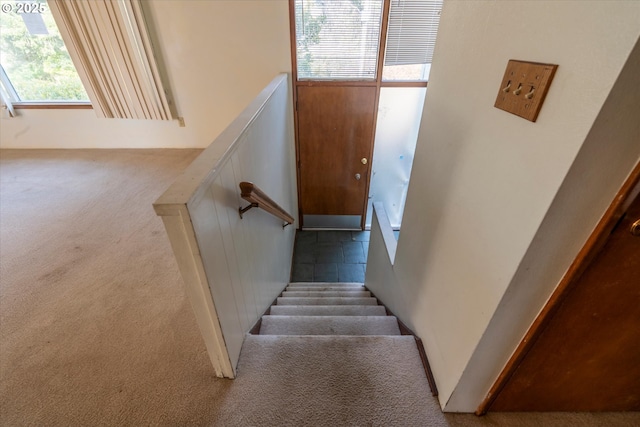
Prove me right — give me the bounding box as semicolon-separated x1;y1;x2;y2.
376;296;438;396
397;316;439;397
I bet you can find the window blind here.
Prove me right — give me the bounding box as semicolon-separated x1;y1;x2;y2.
295;0;383;80
48;0;173;120
384;0;443;66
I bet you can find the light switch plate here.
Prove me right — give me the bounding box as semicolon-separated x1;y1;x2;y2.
494;60;558;122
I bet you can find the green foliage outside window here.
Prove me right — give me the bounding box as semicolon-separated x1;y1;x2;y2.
0;0;88;101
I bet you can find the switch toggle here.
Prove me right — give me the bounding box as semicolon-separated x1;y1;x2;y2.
494;60;558;122
524;87;535;99
513;83;522;96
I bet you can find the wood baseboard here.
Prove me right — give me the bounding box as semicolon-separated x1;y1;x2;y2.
377;295;439;396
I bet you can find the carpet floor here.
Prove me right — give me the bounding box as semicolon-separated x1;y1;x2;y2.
1;149;639;426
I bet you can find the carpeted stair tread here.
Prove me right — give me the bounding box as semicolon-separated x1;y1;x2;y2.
269;305;387;316
288;282;364;287
260;315;401;336
236;335;436;426
281;290;371;298
276;297;378;306
286;285;365;292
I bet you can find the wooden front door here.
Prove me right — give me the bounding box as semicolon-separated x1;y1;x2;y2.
297;85;376;217
290;0;386;229
489;180;640;411
290;0;440;228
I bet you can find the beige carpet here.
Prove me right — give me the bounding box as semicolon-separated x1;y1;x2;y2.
260;315;402;335
243;282;438;425
235;335;438;426
1;149;639;426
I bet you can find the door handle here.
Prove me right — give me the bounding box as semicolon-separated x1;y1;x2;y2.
631;219;640;236
361;158;368;165
355;173;361;181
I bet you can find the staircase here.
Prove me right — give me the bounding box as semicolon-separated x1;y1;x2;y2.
237;282;435;425
262;282;400;336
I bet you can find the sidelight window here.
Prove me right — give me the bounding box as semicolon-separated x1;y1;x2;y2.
382;0;443;82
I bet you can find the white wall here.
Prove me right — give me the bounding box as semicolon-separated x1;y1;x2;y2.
445;37;640;412
0;0;291;149
365;0;640;412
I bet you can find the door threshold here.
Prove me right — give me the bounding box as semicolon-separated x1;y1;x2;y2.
302;214;362;230
301;227;366;231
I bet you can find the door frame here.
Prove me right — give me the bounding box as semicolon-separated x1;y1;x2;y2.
476;160;640;414
288;0;427;229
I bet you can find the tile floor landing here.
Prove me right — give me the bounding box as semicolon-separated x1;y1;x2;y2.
291;230;370;283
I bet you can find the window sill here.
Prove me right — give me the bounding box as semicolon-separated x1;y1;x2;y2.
13;102;93;110
380;81;428;87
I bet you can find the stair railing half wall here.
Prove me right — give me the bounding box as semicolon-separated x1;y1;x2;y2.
153;74;298;378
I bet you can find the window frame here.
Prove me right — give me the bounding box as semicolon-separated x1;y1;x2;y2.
291;0;441;87
293;0;385;82
12;102;92;110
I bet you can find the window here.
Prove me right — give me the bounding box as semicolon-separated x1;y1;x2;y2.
382;0;443;82
0;0;89;103
295;0;384;80
1;0;173;120
294;0;443;83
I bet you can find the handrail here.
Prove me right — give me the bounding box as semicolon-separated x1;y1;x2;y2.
238;182;294;227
